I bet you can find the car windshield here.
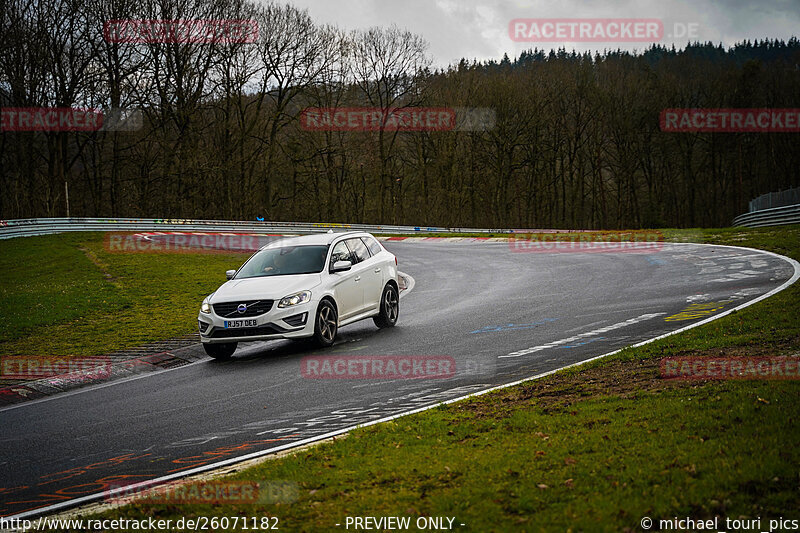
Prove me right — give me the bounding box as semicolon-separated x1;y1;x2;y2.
235;245;329;278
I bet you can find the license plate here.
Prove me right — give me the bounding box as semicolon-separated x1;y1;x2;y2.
224;319;257;328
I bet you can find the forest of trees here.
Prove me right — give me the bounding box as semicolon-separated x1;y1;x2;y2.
1;0;799;229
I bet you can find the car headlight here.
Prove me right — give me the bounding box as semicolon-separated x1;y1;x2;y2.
278;290;311;308
201;299;211;314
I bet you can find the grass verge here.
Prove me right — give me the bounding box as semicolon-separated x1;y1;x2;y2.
0;232;249;356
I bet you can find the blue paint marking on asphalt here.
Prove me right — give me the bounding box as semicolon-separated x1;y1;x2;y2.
646;256;666;265
470;318;558;334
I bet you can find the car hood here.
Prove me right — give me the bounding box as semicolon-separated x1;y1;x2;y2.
211;274;322;302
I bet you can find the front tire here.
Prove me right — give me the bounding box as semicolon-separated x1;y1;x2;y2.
203;342;237;360
313;299;338;347
373;283;399;328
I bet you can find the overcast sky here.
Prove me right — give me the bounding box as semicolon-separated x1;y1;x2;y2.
286;0;800;67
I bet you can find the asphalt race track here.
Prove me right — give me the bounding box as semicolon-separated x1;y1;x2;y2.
1;240;796;519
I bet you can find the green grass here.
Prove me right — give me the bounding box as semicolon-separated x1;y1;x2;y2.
61;225;800;532
233;383;797;531
0;232;249;356
0;233;120;343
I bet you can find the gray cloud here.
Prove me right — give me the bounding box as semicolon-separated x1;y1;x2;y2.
283;0;800;67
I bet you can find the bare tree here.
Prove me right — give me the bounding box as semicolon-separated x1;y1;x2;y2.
349;25;431;222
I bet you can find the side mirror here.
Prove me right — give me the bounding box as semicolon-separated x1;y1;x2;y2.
226;269;236;280
331;260;352;273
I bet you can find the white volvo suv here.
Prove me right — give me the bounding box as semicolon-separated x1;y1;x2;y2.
198;231;400;359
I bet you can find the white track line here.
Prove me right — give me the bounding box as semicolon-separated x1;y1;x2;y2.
5;245;798;521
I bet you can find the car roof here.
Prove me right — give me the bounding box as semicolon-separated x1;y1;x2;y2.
260;231;370;249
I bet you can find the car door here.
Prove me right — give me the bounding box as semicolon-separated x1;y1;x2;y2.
363;235;392;298
328;240;362;320
346;237;383;313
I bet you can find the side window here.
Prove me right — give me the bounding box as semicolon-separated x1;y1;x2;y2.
362;236;382;256
330;241;351;268
345;238;370;264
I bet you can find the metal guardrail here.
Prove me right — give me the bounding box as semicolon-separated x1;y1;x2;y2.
0;217;520;240
748;186;800;212
733;204;800;228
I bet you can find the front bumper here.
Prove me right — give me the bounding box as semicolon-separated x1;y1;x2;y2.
198;301;315;343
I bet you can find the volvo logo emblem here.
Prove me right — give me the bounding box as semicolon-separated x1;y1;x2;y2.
237;303;248;314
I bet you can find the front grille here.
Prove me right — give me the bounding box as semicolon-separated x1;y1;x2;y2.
213;300;273;318
208;325;283;338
